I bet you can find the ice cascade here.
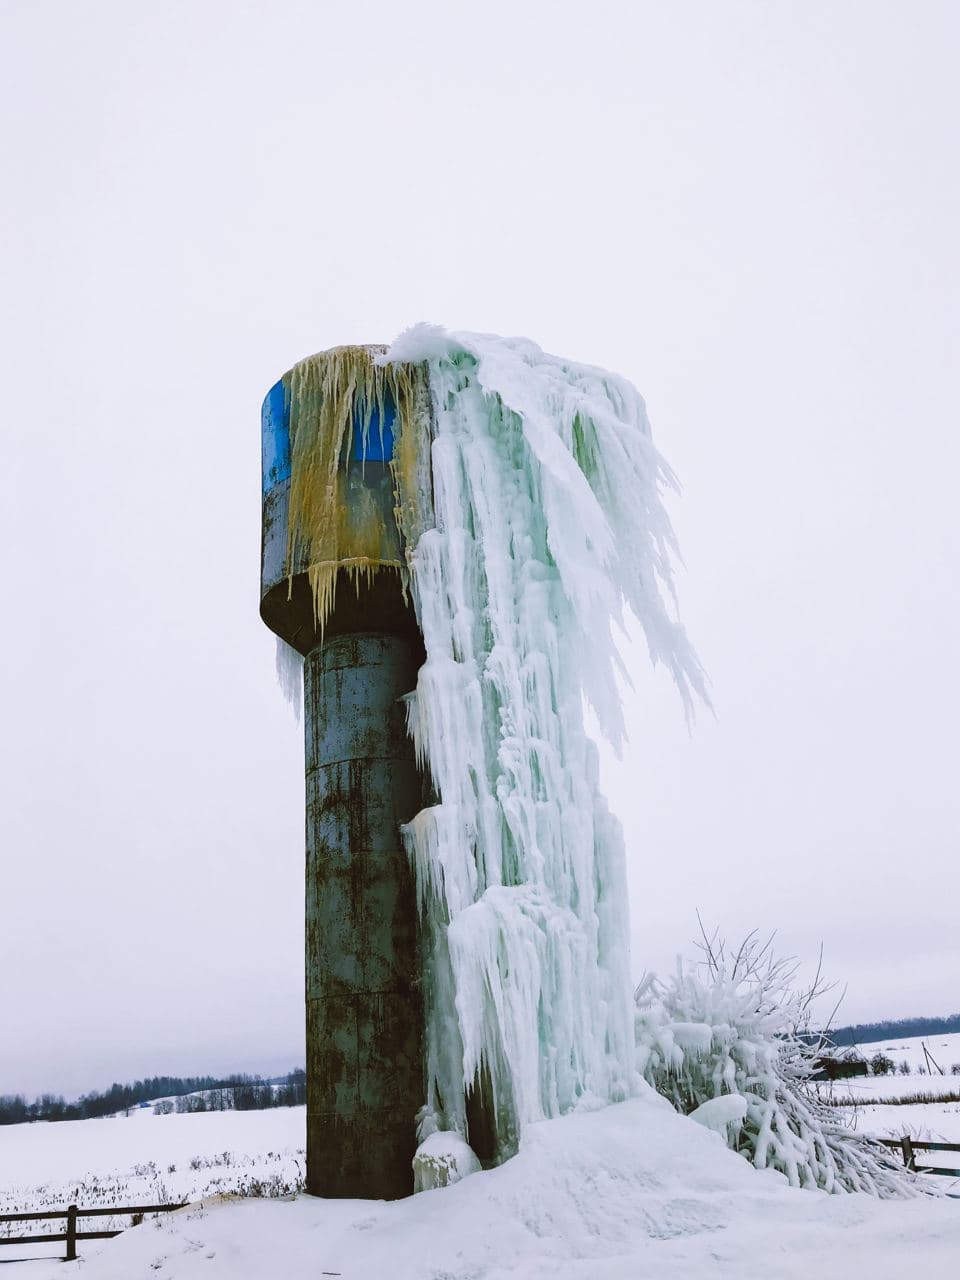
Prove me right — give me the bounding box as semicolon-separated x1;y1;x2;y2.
380;327;707;1161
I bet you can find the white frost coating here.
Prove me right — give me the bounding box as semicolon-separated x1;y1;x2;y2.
669;1021;715;1054
690;1094;749;1135
635;941;916;1196
412;1130;483;1192
382;326;707;1159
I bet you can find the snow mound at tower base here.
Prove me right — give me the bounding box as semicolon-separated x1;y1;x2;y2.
76;1088;957;1280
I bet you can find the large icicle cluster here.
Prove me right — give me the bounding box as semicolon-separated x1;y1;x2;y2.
380;327;707;1160
283;346;430;633
634;933;915;1197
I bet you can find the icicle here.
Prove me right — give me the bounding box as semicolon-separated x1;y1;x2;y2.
274;637;303;721
283;345;431;635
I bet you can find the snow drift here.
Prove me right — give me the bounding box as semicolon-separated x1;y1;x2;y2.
66;1091;960;1280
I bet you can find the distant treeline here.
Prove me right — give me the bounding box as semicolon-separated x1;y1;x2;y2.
0;1069;306;1126
824;1014;960;1048
158;1071;306;1115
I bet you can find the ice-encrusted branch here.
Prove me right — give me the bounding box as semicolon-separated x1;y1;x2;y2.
636;933;919;1198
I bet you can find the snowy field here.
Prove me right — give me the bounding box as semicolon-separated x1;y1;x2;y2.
820;1071;960;1104
815;1031;960;1129
832;1030;960;1077
809;1032;960;1173
0;1105;304;1269
2;1089;959;1278
845;1100;960;1148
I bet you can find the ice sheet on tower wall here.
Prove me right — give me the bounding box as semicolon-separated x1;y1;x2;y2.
369;326;708;1160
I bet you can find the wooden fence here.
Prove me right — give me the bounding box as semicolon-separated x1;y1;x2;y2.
878;1137;960;1180
0;1201;186;1261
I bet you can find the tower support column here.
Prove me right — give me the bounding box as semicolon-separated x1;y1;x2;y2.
304;631;424;1199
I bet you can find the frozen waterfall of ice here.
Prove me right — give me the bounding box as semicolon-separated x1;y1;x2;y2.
380;327;707;1161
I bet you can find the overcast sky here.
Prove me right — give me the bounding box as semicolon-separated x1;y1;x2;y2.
1;1;957;1099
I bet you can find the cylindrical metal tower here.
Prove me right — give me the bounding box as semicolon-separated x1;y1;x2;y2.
259;346;426;1199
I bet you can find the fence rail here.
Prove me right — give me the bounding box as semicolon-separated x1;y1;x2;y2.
877;1137;960;1179
0;1202;186;1261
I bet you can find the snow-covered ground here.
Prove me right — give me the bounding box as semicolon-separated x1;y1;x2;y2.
0;1105;304;1268
2;1089;958;1278
845;1101;960;1147
0;1103;305;1207
815;1032;960;1146
823;1072;960;1102
807;1032;960;1182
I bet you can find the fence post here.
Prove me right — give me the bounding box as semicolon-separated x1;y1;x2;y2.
65;1204;78;1261
900;1137;916;1172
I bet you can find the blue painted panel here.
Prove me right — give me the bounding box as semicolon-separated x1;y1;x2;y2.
261;377;395;491
262;379;291;494
353;398;395;462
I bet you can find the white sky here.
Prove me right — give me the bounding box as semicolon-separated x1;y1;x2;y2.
1;0;957;1099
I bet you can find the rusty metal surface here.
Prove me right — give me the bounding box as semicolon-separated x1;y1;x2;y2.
260;473;421;654
304;633;424;1199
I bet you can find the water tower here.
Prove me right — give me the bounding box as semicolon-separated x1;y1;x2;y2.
259;345;429;1199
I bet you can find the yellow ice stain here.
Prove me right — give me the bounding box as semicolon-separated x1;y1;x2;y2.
284;345;433;635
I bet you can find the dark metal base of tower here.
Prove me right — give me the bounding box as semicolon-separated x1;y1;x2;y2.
304;629;424;1200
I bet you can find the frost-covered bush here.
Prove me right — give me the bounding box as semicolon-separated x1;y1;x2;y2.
635;932;914;1197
